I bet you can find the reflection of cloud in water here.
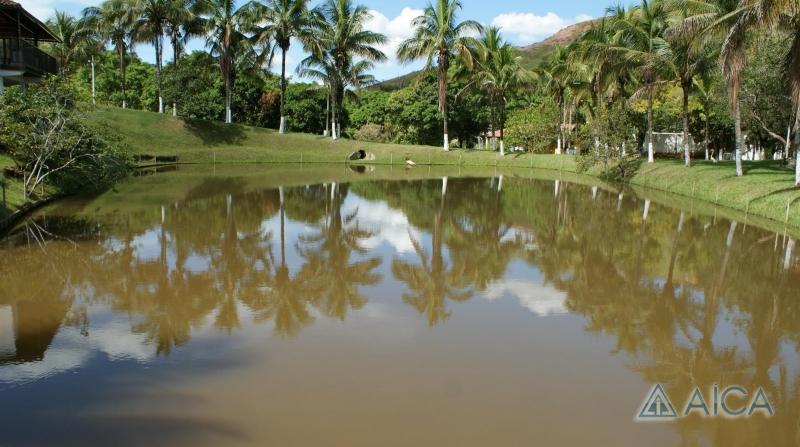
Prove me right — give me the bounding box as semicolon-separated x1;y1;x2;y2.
342;196;421;254
484;279;568;316
0;306;153;385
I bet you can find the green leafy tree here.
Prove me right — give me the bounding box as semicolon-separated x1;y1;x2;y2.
504;99;559;154
397;0;481;150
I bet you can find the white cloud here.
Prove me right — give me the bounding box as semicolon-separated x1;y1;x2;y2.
491;12;592;44
484;279;568;317
18;0;98;20
575;14;594;23
365;8;424;68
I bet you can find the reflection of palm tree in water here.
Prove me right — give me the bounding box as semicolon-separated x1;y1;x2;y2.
392;177;472;326
241;187;315;337
299;183;382;321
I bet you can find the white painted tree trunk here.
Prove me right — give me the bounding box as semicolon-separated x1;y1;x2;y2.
123;100;127;109
91;57;96;105
796;150;800;186
161;205;166;225
785;239;795;271
173;103;177;117
621;142;626;157
705;148;709;160
444;133;449;151
500;139;505;156
643;199;651;223
648;142;654;163
617;193;623;212
497;175;503;192
159;96;164;114
226;107;232;124
442;177;448;197
554;180;560;197
279;116;286;134
591;186;597;200
556;137;562;155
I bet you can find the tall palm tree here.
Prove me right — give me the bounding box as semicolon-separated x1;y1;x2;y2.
132;0;170;113
202;0;258;124
608;0;673;163
297;51;376;136
83;0;138;109
46;11;95;75
165;0;207;115
254;0;316;134
672;0;749;175
667;4;718;167
397;0;482;151
466;27;532;156
315;0;386;140
743;0;800;184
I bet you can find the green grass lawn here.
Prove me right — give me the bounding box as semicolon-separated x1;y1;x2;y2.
0;154;26;220
10;106;792;232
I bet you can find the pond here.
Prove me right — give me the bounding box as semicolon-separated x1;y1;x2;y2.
0;165;798;446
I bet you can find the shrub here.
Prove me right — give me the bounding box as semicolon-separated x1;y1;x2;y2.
353;123;390;143
0;77;129;200
504;100;559;153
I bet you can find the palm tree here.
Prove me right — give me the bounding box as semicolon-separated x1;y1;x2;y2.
397;0;482;151
165;0;207;115
254;0;316;134
46;11;95;75
608;0;673;163
742;0;800;184
297;51;376;137
466;27;532;156
83;0;137;109
666;4;718;167
316;0;386;140
132;0;170;113
672;0;749;175
202;0;258;124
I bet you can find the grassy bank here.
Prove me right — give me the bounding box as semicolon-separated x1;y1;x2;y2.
0;154;25;220
40;106;800;231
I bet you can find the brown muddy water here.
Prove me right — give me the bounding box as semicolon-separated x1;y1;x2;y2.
0;166;798;446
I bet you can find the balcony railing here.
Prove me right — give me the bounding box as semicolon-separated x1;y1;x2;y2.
0;38;58;76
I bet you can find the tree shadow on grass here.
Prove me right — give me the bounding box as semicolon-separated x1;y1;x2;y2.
183;118;247;146
742;160;794;176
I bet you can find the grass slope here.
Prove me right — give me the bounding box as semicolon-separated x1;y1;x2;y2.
43;106;800;232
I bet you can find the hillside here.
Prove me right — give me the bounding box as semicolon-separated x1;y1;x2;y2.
515;20;595;69
373;19;594;91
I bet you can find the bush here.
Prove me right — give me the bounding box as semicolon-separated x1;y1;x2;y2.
577;147;643;182
353;123;390;143
0;77;129;199
504;100;559;153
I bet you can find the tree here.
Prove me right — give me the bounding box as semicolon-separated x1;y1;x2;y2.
254;0;316;134
465;27;532;155
83;0;138;109
608;0;673;163
667;4;717;167
314;0;386;140
397;0;481;151
0;78;128;201
45;11;95;75
201;0;258;124
132;0;169;113
165;0;207;115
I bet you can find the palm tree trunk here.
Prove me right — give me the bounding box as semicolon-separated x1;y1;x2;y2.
438;58;449;151
647;87;654;163
499;106;505;156
91;56;96;105
279;47;287;134
325;88;331;136
155;33;163;113
172;36;179;117
734;98;743;177
224;58;232;124
704;104;710;161
793;102;800;186
118;44;127;109
331;80;338;140
682;81;691;167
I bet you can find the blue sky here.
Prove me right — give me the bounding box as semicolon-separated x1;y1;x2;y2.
19;0;605;81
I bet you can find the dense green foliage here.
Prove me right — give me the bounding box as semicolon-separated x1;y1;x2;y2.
504;100;559;153
0;78;129;199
